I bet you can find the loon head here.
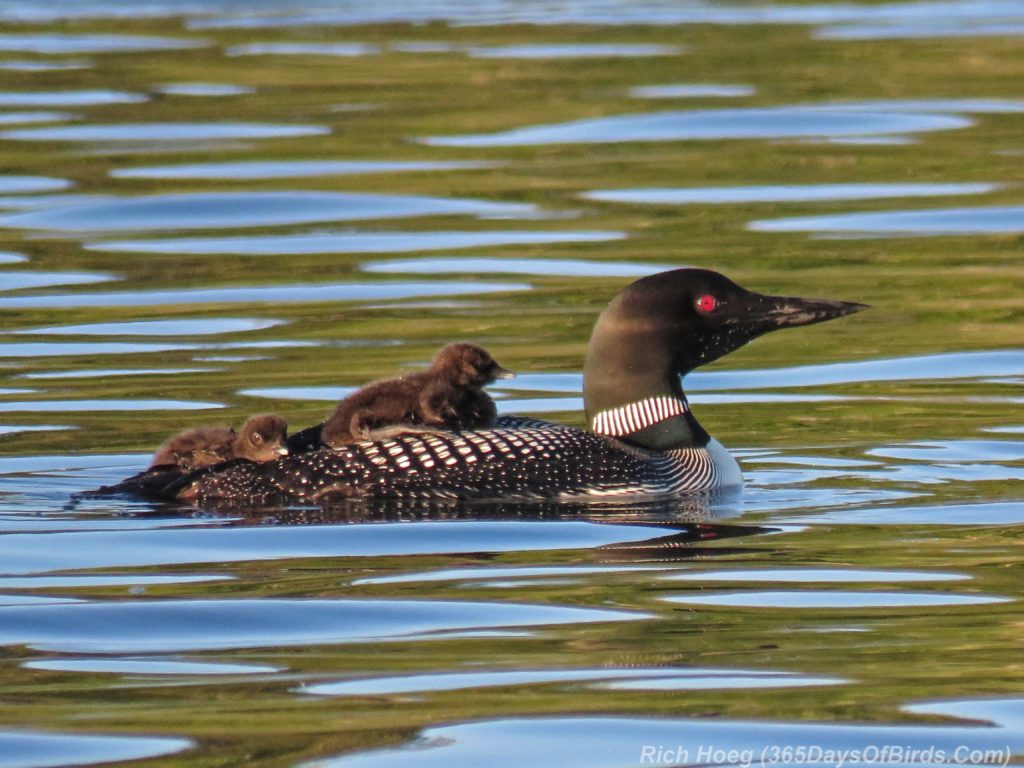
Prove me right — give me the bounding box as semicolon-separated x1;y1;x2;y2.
583;268;867;449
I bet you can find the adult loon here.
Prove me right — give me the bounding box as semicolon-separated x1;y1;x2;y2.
166;268;866;504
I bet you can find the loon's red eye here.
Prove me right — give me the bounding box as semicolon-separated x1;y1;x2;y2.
696;294;718;313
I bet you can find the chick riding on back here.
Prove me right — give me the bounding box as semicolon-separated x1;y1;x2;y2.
151;413;289;471
319;342;513;447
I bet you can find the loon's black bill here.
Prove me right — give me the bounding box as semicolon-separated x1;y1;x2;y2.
755;295;870;330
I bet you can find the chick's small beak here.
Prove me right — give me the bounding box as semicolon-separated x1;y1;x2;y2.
493;365;516;380
276;445;289;456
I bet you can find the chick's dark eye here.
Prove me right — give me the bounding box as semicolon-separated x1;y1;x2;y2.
251;433;263;444
696;294;719;313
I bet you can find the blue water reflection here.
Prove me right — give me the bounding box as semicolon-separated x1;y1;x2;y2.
15;318;283;336
600;673;845;691
0;574;229;588
182;1;1024;31
155;82;256;97
303;701;1024;768
226;42;380;57
0;280;528;308
665;568;968;583
0;122;329;143
0;33;208;53
0;111;72;126
751;205;1024;236
868;440;1024;462
663;591;1008;608
0;90;144;106
302;667;838;697
779;501;1024;526
0;176;69;193
0;399;223;412
86;230;623;256
689;350;1024;389
24;658;281;675
821;98;1024;113
584;183;997;205
465;43;684;58
630;84;756;99
355;565;666;586
0;194;108;211
0;425;69;436
819;20;1024;40
362;257;669;277
424;106;970;147
0;520;679;575
0;730;190;768
0;192;537;232
0;597;647;652
0;59;91;71
0;341;195;357
111;159;496;180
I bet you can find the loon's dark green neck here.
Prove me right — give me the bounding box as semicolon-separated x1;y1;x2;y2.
583;291;708;451
582;268;869;451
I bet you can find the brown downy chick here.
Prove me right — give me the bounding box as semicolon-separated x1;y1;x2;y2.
321;343;513;447
151;414;289;471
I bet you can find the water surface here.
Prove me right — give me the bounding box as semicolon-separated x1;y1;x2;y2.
0;5;1021;768
0;191;536;232
87;229;624;255
0;32;207;53
750;205;1024;236
111;159;494;180
0;89;144;106
464;43;684;59
585;183;998;205
630;84;756;98
0;122;329;143
0;731;190;768
0;280;528;308
0;176;69;193
425;106;970;146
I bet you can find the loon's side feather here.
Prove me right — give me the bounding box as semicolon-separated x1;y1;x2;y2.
176;417;727;504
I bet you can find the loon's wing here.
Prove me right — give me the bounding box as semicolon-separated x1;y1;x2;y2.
175;419;655;504
79;463;188;498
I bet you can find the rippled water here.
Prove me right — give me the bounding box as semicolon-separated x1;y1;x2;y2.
0;2;1021;767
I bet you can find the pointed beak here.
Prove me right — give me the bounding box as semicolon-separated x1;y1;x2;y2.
731;292;870;334
493;365;516;380
275;445;289;456
757;294;870;329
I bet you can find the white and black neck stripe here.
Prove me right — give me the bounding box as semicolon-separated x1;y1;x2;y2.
590;395;689;437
